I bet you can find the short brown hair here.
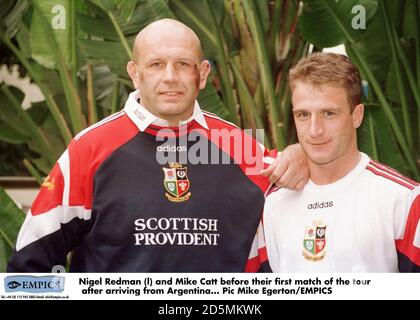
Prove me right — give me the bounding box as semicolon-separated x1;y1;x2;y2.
289;52;362;111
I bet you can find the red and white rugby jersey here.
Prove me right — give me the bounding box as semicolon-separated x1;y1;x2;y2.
7;91;276;272
264;152;420;272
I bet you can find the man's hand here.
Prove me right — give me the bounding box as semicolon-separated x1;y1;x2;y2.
260;143;309;191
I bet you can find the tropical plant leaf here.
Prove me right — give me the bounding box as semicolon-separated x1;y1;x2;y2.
115;0;138;22
198;82;230;120
345;1;403;87
299;0;378;48
0;186;25;272
30;0;87;135
15;21;31;59
232;1;259;95
120;1;174;34
401;1;415;37
0;0;15;30
26;102;50;126
255;0;270;34
0;122;30;144
92;65;119;100
77;13;120;41
2;0;29;38
358;104;410;176
30;0;71;69
78;39;130;79
169;0;232;60
0;85;33;142
0;235;10;272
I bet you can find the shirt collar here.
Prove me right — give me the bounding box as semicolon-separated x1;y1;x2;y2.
124;90;208;131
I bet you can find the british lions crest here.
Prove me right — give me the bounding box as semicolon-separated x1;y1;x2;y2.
163;162;191;202
303;221;327;261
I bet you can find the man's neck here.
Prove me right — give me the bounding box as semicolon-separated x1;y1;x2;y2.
309;150;361;185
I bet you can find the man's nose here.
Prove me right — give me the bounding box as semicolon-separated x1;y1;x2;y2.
309;116;324;138
162;64;178;82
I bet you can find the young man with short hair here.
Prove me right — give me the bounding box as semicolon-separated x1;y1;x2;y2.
263;53;420;272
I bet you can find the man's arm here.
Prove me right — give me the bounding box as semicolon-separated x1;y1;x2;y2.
7;142;89;272
260;143;309;191
245;221;272;272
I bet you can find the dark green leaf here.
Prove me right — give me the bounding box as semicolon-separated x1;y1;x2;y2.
0;122;30;144
198;82;230;119
299;0;378;48
30;0;71;69
0;186;25;272
77;13;119;40
358;104;410;175
3;0;29;38
79;39;130;78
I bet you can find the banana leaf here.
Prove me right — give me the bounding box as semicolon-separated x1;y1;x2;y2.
0;186;25;272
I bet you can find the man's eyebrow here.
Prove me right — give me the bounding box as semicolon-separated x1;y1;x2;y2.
292;108;307;112
176;57;199;63
292;107;341;112
320;107;341;112
143;57;163;63
143;57;198;63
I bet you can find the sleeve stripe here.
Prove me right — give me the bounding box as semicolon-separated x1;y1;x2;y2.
244;255;261;272
258;247;268;263
414;221;420;248
369;160;419;186
246;220;268;272
395;194;420;266
58;150;70;206
16;206;91;251
366;165;415;190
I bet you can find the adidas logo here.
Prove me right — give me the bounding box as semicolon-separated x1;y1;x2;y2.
307;201;334;210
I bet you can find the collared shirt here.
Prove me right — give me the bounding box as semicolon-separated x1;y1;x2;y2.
124;90;208;131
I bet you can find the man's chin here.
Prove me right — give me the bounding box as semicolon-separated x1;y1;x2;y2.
307;154;335;166
156;107;193;122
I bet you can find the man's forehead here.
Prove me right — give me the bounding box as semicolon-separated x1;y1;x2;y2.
139;43;201;62
133;20;203;62
292;84;349;107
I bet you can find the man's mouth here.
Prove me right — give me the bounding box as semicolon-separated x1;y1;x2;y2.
159;91;182;96
308;140;331;146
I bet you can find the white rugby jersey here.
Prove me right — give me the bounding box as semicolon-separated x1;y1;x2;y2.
264;152;420;272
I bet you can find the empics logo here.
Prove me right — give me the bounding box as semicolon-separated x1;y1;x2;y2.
4;276;65;293
307;201;334;210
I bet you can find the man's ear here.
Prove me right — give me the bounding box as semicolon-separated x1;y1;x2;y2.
352;104;364;128
198;60;211;90
127;61;139;89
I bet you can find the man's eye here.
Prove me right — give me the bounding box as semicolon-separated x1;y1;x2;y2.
151;62;162;68
324;111;335;117
177;61;190;68
297;112;309;119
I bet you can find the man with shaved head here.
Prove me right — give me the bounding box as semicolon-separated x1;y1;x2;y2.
127;19;210;127
8;19;308;272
